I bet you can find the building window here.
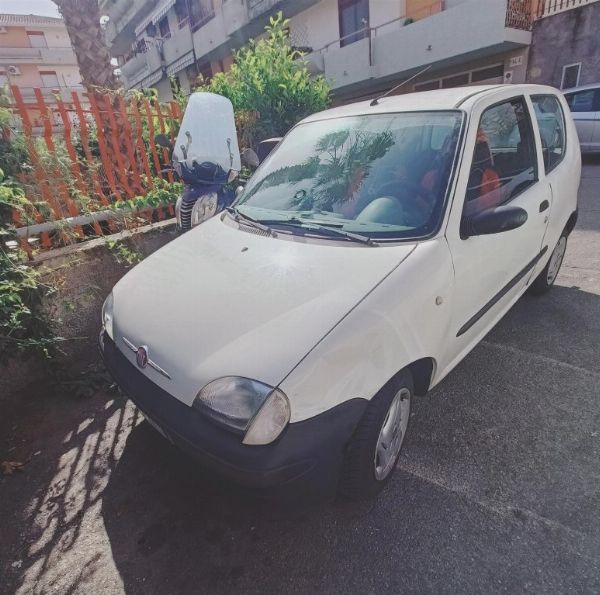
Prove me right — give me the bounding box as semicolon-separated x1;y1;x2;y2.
40;71;60;88
158;16;171;39
27;31;48;48
414;80;441;92
561;63;581;90
338;0;369;47
189;0;215;32
471;64;504;83
174;0;189;28
442;73;469;89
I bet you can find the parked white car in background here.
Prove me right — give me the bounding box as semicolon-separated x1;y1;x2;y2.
100;85;580;501
564;84;600;153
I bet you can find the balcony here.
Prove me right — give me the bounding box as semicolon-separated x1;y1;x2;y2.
535;0;600;17
0;47;43;63
120;43;163;88
40;47;78;65
162;23;194;70
14;85;87;105
304;0;532;94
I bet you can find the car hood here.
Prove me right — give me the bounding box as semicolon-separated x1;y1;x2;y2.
112;216;416;407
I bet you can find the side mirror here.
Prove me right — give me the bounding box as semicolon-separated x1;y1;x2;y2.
257;137;282;162
235;185;244;197
240;148;260;169
154;133;173;150
461;205;528;238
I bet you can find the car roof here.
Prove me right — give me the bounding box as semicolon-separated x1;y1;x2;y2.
300;84;559;123
562;83;600;94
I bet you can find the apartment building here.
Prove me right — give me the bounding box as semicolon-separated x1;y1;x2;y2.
528;0;600;89
0;13;84;124
102;0;534;102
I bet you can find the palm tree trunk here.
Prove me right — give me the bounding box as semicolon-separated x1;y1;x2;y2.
52;1;142;199
52;0;118;90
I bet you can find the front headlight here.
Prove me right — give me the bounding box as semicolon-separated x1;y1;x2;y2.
193;377;290;445
190;192;218;227
101;292;114;340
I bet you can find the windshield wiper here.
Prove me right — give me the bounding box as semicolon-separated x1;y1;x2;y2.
226;207;274;236
262;216;377;246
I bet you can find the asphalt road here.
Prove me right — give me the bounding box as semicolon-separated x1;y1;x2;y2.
2;159;599;594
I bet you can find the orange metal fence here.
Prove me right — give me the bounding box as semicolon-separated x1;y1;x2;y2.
5;85;181;257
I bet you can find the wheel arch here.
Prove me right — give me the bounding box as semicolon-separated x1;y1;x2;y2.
564;210;578;236
379;357;437;398
407;357;436;396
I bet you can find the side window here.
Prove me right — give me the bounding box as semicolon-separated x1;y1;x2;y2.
464;98;537;217
564;89;599;112
531;95;566;174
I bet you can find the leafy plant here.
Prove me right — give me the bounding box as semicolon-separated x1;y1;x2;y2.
200;12;331;145
0;167;60;364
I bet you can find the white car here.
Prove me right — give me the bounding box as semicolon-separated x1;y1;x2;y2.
563;84;600;153
100;85;580;500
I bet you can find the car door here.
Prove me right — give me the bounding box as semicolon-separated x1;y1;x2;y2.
440;95;552;375
564;88;600;152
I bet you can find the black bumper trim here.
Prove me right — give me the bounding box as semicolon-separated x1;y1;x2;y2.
100;333;367;496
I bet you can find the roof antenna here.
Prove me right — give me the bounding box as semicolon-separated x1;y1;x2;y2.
370;64;433;106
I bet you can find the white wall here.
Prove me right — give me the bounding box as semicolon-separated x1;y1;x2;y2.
289;0;339;51
370;0;406;28
290;0;410;52
43;26;72;48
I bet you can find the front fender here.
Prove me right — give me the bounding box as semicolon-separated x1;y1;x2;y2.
279;239;455;422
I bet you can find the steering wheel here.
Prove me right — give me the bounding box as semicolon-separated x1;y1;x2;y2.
374;180;437;227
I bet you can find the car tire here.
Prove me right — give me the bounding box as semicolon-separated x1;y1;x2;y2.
529;234;568;296
338;371;413;501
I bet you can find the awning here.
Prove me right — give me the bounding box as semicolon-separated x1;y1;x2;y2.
128;67;150;88
139;69;163;89
166;52;195;75
134;0;176;36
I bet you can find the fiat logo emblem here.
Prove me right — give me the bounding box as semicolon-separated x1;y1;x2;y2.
136;346;148;369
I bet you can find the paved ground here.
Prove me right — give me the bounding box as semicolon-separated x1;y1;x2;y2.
1;159;599;594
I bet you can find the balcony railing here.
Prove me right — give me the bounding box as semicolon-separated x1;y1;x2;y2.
505;0;533;30
0;47;42;61
308;2;444;66
535;0;600;17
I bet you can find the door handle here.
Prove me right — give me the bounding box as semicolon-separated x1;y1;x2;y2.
539;200;550;213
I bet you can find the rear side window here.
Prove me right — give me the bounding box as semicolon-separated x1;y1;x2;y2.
531;95;566;174
564;89;600;112
464;97;537;217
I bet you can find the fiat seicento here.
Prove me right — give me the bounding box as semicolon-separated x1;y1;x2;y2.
100;85;580;500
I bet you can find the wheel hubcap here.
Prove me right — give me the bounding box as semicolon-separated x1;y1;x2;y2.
546;237;567;285
374;388;411;481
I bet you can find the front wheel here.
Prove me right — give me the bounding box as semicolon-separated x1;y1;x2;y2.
339;371;413;500
529;234;567;295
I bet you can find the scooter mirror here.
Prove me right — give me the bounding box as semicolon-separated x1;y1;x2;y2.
240;148;260;169
154;134;172;149
235;185;244;197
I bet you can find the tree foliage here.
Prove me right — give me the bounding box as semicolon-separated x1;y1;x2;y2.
201;12;331;144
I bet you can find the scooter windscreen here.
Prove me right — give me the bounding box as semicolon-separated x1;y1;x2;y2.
172;92;241;185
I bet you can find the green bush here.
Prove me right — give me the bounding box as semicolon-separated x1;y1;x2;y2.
201;12;331;144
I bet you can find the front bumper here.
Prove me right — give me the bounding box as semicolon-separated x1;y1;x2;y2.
100;332;366;498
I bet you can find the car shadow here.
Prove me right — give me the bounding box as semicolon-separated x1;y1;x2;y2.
98;282;600;594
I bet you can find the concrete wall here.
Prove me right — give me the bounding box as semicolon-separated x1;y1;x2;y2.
0;223;178;401
289;0;338;52
527;2;600;88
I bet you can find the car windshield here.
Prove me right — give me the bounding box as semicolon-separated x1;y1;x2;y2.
236;111;464;240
